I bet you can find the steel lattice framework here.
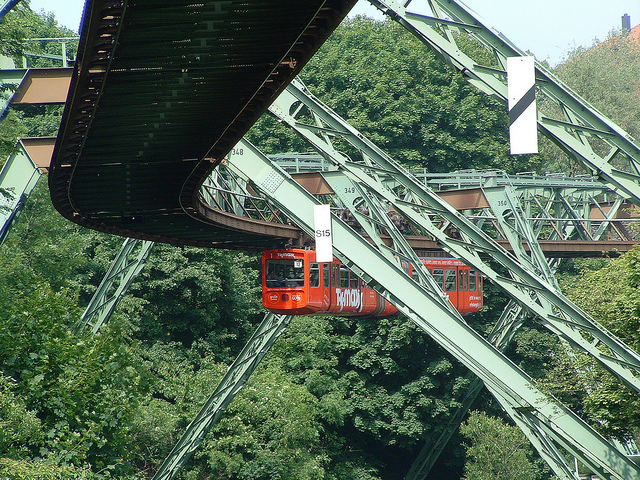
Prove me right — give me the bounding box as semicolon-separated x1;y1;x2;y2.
368;0;640;204
19;0;640;478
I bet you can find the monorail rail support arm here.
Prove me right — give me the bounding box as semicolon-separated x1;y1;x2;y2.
228;137;639;479
75;238;154;334
369;0;640;205
152;312;293;480
0;139;43;246
269;78;640;394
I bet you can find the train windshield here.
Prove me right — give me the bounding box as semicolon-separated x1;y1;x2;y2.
265;259;305;288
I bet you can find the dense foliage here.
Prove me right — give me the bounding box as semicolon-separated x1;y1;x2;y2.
1;5;639;480
247;18;545;175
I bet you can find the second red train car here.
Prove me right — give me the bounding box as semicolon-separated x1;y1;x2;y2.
262;249;482;317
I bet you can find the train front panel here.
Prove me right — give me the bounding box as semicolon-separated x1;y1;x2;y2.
263;249;319;315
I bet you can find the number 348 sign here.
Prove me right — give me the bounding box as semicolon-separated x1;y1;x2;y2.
313;204;333;263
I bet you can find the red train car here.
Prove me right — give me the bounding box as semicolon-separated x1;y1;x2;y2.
262;249;482;317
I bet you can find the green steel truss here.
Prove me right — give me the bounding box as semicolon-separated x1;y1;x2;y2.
226;136;640;479
270;78;640;395
0;139;43;245
75;238;154;334
151;312;293;480
366;0;640;205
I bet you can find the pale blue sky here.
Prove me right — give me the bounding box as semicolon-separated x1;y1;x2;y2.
29;0;638;66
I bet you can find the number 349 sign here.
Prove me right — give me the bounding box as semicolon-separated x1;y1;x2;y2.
313;204;333;263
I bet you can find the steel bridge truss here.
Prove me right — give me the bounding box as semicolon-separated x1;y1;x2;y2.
225;133;639;480
366;0;640;205
61;0;640;475
78;92;640;479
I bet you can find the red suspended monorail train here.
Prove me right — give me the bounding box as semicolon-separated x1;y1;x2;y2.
262;249;483;317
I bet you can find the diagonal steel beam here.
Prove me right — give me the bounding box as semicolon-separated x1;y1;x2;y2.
227;137;640;480
75;238;154;334
270;78;640;394
151;312;293;480
369;0;640;205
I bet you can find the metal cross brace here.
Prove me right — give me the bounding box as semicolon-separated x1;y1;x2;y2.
227;136;640;479
368;0;640;204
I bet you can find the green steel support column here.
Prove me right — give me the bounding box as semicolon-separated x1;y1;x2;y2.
269;79;640;395
75;238;154;334
151;312;293;480
0;139;42;245
0;68;25;119
0;0;20;19
227;137;640;479
369;0;640;205
482;183;559;286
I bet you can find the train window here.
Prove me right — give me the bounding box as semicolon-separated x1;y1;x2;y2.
469;270;477;292
432;268;444;290
340;265;349;287
445;268;457;292
265;259;305;287
350;272;358;288
459;269;468;291
310;263;320;288
323;264;330;288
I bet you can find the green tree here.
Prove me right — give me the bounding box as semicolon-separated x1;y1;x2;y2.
545;247;640;441
460;411;543;480
249;17;544;175
543;30;640;174
0;242;150;475
128;245;263;361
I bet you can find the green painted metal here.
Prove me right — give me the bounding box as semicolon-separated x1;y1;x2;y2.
0;0;19;20
369;0;640;205
151;312;292;480
75;238;154;334
262;78;640;478
226;137;640;479
0;139;43;245
270;79;640;395
0;68;26;119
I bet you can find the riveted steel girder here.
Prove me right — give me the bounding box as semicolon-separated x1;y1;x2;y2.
227;137;640;480
368;0;640;205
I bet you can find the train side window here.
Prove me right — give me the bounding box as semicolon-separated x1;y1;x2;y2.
479;275;484;293
432;268;444;290
459;269;468;291
323;263;330;288
310;263;320;288
340;265;349;288
469;270;477;292
445;268;457;292
350;272;358;288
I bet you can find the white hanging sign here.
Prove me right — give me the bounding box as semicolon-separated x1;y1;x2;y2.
507;56;538;155
313;204;333;263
